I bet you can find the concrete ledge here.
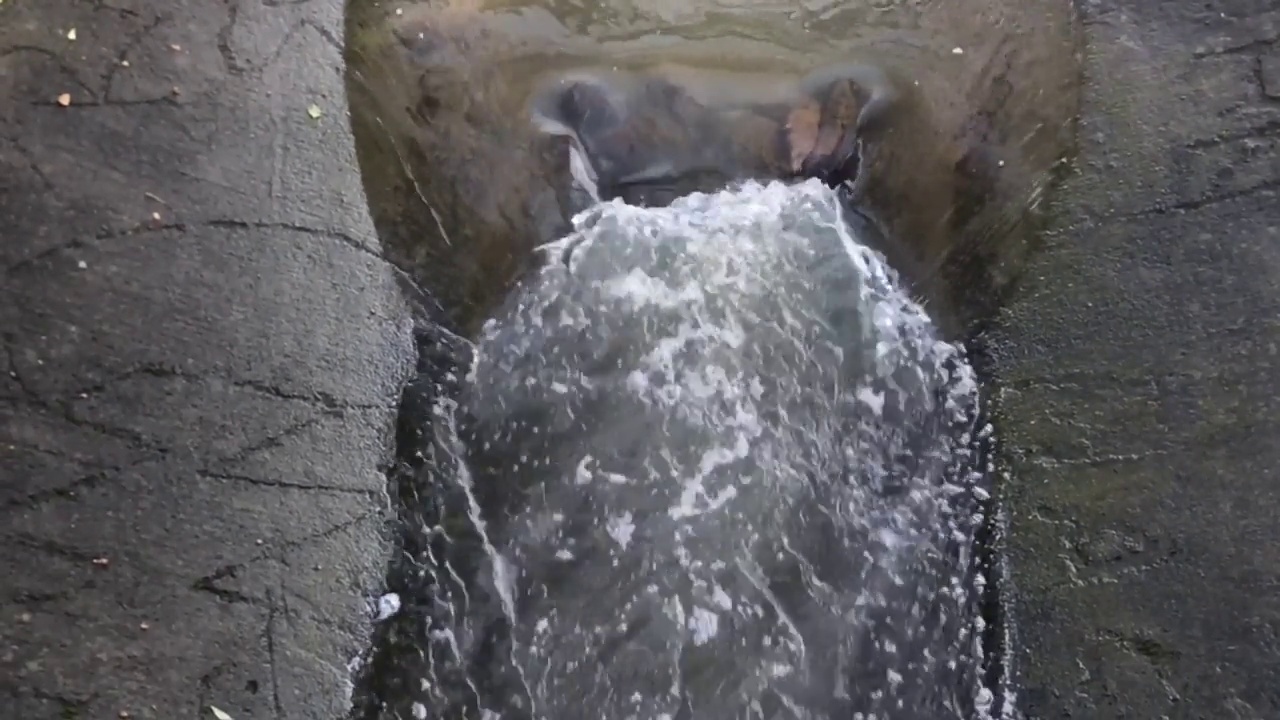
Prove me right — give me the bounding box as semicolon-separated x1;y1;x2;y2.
1;1;414;718
994;2;1280;717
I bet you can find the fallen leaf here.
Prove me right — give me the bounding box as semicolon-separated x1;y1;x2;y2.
306;103;323;119
67;28;77;41
210;706;233;720
785;101;821;173
56;93;72;107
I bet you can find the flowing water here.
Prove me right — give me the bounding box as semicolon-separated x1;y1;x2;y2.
345;1;1079;719
457;180;986;719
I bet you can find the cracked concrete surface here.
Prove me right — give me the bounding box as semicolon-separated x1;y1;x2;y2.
1;0;413;718
994;1;1280;717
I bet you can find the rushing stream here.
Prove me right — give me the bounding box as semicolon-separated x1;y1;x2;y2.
344;0;1081;716
386;179;993;719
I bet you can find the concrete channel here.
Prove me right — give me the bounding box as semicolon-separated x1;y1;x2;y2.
2;0;1277;719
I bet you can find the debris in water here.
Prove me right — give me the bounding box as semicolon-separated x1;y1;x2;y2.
139;622;150;631
785;101;820;173
77;260;88;270
209;706;233;720
375;593;401;621
170;43;182;52
151;211;162;221
66;28;77;41
952;47;965;55
121;59;130;67
92;556;110;567
18;612;31;623
306;103;323;120
56;93;72;107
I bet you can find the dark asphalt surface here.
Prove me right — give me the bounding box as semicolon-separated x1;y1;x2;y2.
2;1;1278;720
1;1;414;719
993;1;1280;718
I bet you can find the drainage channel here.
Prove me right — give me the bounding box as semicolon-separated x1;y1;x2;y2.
341;1;1081;718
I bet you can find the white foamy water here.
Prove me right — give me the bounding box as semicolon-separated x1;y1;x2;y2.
422;179;990;720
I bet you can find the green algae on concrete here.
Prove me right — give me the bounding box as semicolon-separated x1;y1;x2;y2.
991;1;1280;717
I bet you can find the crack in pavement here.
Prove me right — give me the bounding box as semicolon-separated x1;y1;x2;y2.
1126;176;1280;216
5;579;96;607
1193;35;1279;59
1184;119;1280;149
217;0;248;76
90;0;143;18
24;687;99;714
0;46;99;101
29;95;185;109
199;470;383;497
204;218;389;268
193;565;260;605
2;469;109;511
5;346;388;507
3;138;57;192
190;510;382;605
3;219;396;278
7;532;108;564
214;0;330;79
265;602;287;720
65;362;393;414
2;221;181;277
15;396;162;457
101;12;168;103
2;214;433;333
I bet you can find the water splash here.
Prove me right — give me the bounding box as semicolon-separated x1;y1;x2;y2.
412;179;989;719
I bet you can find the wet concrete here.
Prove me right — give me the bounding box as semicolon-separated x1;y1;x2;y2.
1;0;1277;719
992;1;1280;717
0;1;414;719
